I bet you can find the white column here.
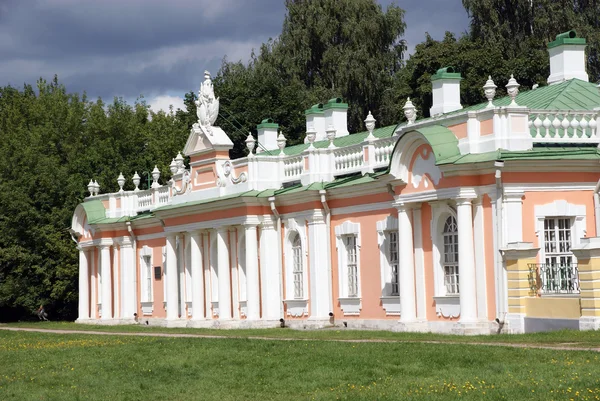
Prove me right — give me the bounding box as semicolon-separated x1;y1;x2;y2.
100;244;112;320
457;198;477;323
217;227;232;320
244;224;260;320
112;245;119;319
78;248;90;320
190;231;205;320
473;198;488;321
90;249;97;319
229;229;240;319
397;203;416;322
308;211;332;318
259;218;281;320
120;237;135;320
166;234;178;320
177;235;186;318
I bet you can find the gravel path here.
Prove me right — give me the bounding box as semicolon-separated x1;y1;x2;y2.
1;326;599;352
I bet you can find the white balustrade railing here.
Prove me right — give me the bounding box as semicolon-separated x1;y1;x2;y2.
136;189;154;211
157;187;171;205
373;138;395;166
334;145;364;174
283;155;303;180
529;111;600;143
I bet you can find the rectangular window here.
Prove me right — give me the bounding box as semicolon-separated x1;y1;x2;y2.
542;218;577;293
293;243;303;299
443;226;459;295
345;236;358;297
388;232;399;296
142;255;153;302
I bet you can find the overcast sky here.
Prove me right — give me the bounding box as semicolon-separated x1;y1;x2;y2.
0;0;469;113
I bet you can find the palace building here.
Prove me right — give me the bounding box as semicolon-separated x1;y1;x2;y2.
71;31;600;334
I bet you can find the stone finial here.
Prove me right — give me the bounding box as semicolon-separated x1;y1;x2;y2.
245;133;256;156
195;70;219;129
483;76;497;108
306;129;316;150
117;172;125;192
93;180;100;196
132;172;141;191
506;74;520;106
151;166;161;188
276;131;287;156
364;111;376;141
87;179;95;197
403;98;417;125
169;158;178;175
175;152;185;174
326;125;337;148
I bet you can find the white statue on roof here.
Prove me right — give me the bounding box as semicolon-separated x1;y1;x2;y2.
195;71;220;134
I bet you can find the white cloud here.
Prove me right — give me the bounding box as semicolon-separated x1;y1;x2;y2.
148;95;187;113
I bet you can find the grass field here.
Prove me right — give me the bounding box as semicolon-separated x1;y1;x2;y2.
5;321;600;347
1;324;599;400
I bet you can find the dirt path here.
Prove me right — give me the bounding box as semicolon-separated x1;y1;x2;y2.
1;326;599;352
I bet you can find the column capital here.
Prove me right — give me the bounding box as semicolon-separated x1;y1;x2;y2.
503;189;525;202
393;200;415;212
98;239;113;249
260;216;277;230
216;226;230;234
472;197;484;206
307;209;326;225
455;198;474;207
120;236;133;247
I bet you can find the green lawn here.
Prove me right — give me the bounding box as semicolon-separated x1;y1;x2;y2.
4;321;600;347
0;329;599;400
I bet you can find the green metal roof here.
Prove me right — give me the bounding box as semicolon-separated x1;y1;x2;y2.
82;200;106;224
431;66;462;81
394;125;460;163
438;146;600;165
261;124;396;157
455;79;600;114
548;30;586;49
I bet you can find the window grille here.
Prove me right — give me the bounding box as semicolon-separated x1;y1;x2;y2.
292;233;303;299
388;231;399;295
345;236;358;297
443;216;459;295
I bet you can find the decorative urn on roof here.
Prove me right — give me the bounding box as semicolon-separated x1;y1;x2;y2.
483;76;497;108
403;98;417;125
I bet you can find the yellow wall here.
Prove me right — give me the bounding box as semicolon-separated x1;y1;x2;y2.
525;298;581;319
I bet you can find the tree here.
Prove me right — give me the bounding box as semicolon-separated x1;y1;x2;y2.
197;0;407;158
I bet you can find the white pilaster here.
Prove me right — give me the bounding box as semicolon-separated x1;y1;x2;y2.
91;249;97;319
190;232;205;320
412;205;426;321
308;210;332;319
120;237;136;320
473;198;488;320
78;248;90;320
177;235;186;318
259;218;282;320
229;229;240;319
100;243;112;320
397;203;416;322
503;190;524;243
244;224;260;320
457;198;477;322
166;234;178;320
217;227;232;320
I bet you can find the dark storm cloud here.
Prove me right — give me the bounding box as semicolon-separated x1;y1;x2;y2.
0;0;469;106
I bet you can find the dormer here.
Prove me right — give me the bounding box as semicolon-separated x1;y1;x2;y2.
547;30;588;85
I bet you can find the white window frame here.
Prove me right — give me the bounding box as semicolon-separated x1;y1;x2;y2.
335;221;362;315
442;215;459;295
283;218;309;317
140;246;154;315
431;202;460;318
534;200;584;295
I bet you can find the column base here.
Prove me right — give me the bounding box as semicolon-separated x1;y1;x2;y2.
580;316;600;331
506;313;526;334
451;321;492;335
392;320;429;333
165;319;188;328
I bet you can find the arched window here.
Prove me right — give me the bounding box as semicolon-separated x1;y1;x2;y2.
292;233;303;299
443;216;459;295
